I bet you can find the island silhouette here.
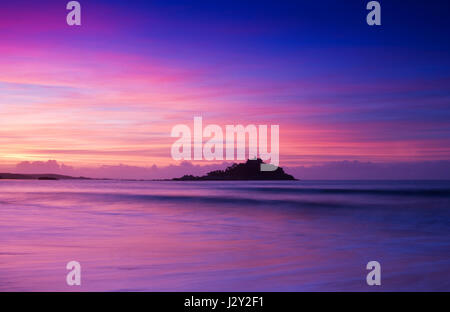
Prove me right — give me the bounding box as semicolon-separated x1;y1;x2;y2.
173;158;296;181
0;173;89;180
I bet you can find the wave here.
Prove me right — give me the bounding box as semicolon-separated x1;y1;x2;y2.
46;191;353;209
232;187;450;197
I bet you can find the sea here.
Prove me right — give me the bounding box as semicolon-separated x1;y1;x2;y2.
0;179;449;291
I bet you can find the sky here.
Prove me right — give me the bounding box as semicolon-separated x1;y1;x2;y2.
0;0;449;178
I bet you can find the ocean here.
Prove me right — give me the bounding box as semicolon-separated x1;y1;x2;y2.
0;180;449;291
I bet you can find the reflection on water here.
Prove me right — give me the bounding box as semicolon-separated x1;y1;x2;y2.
0;180;449;291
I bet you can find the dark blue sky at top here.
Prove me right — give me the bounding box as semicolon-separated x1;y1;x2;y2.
80;0;450;83
102;0;450;48
8;0;448;74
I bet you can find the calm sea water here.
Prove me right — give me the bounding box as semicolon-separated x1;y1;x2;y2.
0;180;449;291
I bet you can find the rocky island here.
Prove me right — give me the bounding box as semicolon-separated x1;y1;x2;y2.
173;158;296;181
